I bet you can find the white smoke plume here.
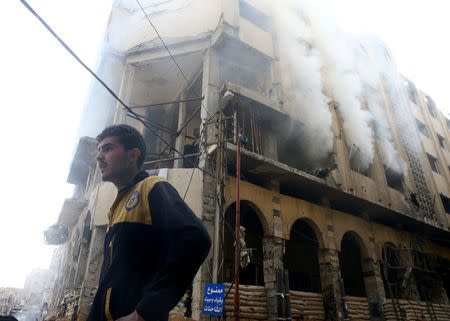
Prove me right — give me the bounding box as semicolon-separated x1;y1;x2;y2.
355;42;407;174
369;35;423;157
301;1;375;171
270;1;334;166
266;0;411;173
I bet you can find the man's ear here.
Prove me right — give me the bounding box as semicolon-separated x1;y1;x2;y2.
129;148;141;165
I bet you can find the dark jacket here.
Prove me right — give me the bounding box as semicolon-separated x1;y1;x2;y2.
87;171;211;321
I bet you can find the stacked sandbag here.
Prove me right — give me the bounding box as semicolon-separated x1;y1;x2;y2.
169;291;190;319
63;292;79;319
290;290;325;321
224;283;268;320
169;306;187;319
432;303;450;321
383;299;450;321
345;296;370;321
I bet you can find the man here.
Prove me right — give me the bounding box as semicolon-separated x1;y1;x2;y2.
87;124;211;321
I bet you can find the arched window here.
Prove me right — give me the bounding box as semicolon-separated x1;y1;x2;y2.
284;219;321;292
339;232;366;297
223;201;265;286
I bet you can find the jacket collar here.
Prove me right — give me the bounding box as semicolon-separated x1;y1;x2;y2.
117;170;149;193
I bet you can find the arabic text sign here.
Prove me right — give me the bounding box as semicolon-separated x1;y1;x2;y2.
202;283;225;316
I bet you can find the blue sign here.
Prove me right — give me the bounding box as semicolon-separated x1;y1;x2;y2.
202;283;225;316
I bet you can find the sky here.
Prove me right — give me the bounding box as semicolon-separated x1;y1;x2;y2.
0;0;111;288
0;0;448;288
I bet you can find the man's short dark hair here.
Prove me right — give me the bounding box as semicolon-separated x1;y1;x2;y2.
97;124;147;169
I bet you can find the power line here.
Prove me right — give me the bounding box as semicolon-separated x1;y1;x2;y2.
135;0;190;84
133;0;221;208
19;0;214;178
134;0;213;120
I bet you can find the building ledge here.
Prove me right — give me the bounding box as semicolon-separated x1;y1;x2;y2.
222;82;285;116
56;198;88;228
67;137;97;186
224;142;450;245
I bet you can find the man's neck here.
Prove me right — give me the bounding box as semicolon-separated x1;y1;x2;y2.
113;169;139;189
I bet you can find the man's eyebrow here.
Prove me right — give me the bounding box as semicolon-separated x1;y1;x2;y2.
98;142;115;151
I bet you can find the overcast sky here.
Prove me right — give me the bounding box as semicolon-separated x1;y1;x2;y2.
0;0;448;288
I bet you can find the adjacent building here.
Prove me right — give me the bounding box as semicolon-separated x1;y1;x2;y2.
44;1;450;321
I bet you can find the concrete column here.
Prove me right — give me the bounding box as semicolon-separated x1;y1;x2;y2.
262;180;284;320
74;242;90;290
194;47;220;320
361;257;386;321
77;226;106;321
319;248;344;321
363;226;386;320
329;102;353;192
320;210;345;321
193;157;216;321
263;236;284;321
174;101;187;168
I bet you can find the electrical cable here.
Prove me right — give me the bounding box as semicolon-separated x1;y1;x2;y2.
134;0;215;161
159;104;203;156
134;0;213;119
18;0;214;178
133;0;228;209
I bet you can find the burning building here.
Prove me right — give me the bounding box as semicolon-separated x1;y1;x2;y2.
44;1;450;320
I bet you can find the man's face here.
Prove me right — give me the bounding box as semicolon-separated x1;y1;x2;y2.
96;136;136;183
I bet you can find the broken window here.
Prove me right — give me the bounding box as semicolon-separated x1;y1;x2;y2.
426;153;440;174
239;0;270;32
425;95;437;118
440;194;450;214
404;78;418;104
284;219;321;292
129;52;204;169
275;119;333;172
348;144;370;176
218;48;271;95
416;119;429;137
437;134;446;149
384;166;404;192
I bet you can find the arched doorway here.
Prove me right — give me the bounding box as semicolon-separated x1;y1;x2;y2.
284;219;321;292
223;201;264;286
339;232;367;297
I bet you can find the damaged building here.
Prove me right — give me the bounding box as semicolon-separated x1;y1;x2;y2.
44;1;450;321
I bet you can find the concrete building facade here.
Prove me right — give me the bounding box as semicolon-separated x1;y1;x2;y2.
45;1;450;321
0;287;23;316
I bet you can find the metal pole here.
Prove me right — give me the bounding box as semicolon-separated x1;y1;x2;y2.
234;126;241;321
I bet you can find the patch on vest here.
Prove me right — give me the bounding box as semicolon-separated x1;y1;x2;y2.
125;191;140;211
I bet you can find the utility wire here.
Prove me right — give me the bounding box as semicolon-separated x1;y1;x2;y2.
134;0;223;207
135;0;214;120
19;0;214;178
135;0;190;85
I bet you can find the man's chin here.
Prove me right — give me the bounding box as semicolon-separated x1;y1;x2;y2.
101;172;113;182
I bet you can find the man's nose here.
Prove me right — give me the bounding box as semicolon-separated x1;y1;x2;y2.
96;151;103;162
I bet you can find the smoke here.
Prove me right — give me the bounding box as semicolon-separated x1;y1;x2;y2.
302;1;375;171
99;0;411;174
355;41;407;174
270;1;334;166
369;35;423;160
266;0;410;173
